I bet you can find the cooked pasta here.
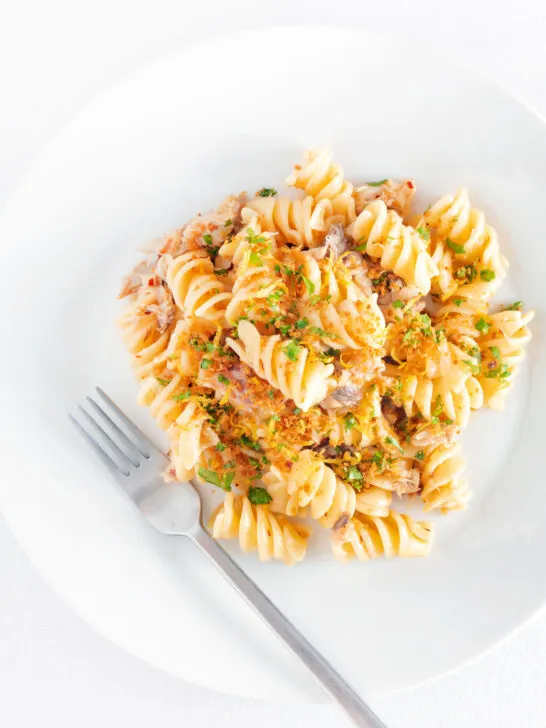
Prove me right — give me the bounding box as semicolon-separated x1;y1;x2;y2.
424;188;508;300
227;320;335;412
331;511;433;563
210;493;309;564
349;200;438;294
262;449;392;525
118;148;533;565
166;250;232;323
421;442;469;513
286;147;357;225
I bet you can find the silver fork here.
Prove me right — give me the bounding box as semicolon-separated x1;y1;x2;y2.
70;387;387;728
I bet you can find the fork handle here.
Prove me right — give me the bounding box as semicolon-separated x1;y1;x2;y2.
190;525;387;728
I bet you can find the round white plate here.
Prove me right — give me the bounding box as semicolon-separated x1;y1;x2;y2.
0;26;545;702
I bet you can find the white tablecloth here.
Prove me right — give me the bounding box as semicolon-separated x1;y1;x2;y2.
2;1;546;726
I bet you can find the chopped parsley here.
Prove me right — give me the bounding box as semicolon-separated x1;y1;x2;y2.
480;269;496;282
237;434;262;452
344;413;358;430
463;360;481;375
446;238;465;254
475;317;490;334
385;435;404;453
245;228;268;245
283;340;301;362
224;219;232;227
415;450;425;461
215;442;226;452
453;297;464;306
266;288;285;306
346;466;363;482
172;391;192;401
372;451;384;468
203;233;213;246
455;264;477;284
431;395;443;425
200;358;212;369
366;179;388;187
301;275;316;296
155;377;171;386
247;486;273;505
293;407;301;415
504;301;523;311
248;251;263;266
198;468;234;492
392;299;404;309
355;242;368;252
308;326;332;338
215;267;230;276
258;187;277;197
218;374;230;385
490;346;501;359
416;226;430;242
295;318;309;329
485;362;511;379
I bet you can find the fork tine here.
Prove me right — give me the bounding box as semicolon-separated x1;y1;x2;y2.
77;405;135;472
95;386;161;460
85;395;141;467
69;414;130;477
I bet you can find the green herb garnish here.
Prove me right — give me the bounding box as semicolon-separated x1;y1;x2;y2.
198;468;234;492
283;340;301;362
367;179;388;187
172;391;192;401
346;466;363;481
301;275;316;296
504;301;523;311
475;317;490;334
247;486;272;505
344;413;358;430
416;226;430;242
446;238;465;254
480;269;496;282
258;188;277;197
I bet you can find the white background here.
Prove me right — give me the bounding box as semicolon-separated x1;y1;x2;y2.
1;1;546;726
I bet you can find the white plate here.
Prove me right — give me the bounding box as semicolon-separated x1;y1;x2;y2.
0;26;545;702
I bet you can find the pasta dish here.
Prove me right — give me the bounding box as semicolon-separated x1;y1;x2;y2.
118;149;533;565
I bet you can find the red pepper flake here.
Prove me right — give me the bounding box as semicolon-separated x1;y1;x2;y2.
148;276;158;287
407;181;415;189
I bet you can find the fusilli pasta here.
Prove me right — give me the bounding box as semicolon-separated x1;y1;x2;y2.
117;148;532;566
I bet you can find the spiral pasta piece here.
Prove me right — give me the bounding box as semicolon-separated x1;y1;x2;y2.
285;148;357;224
263;450;392;525
246;195;332;246
227;320;334;411
421;441;469;512
166;250;231;322
350;200;438;294
478;308;534;408
225;264;283;326
331;511;433;563
399;373;483;428
210;493;309;564
424;188;508;300
118;291;172;380
301;284;386;351
137;376;215;480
